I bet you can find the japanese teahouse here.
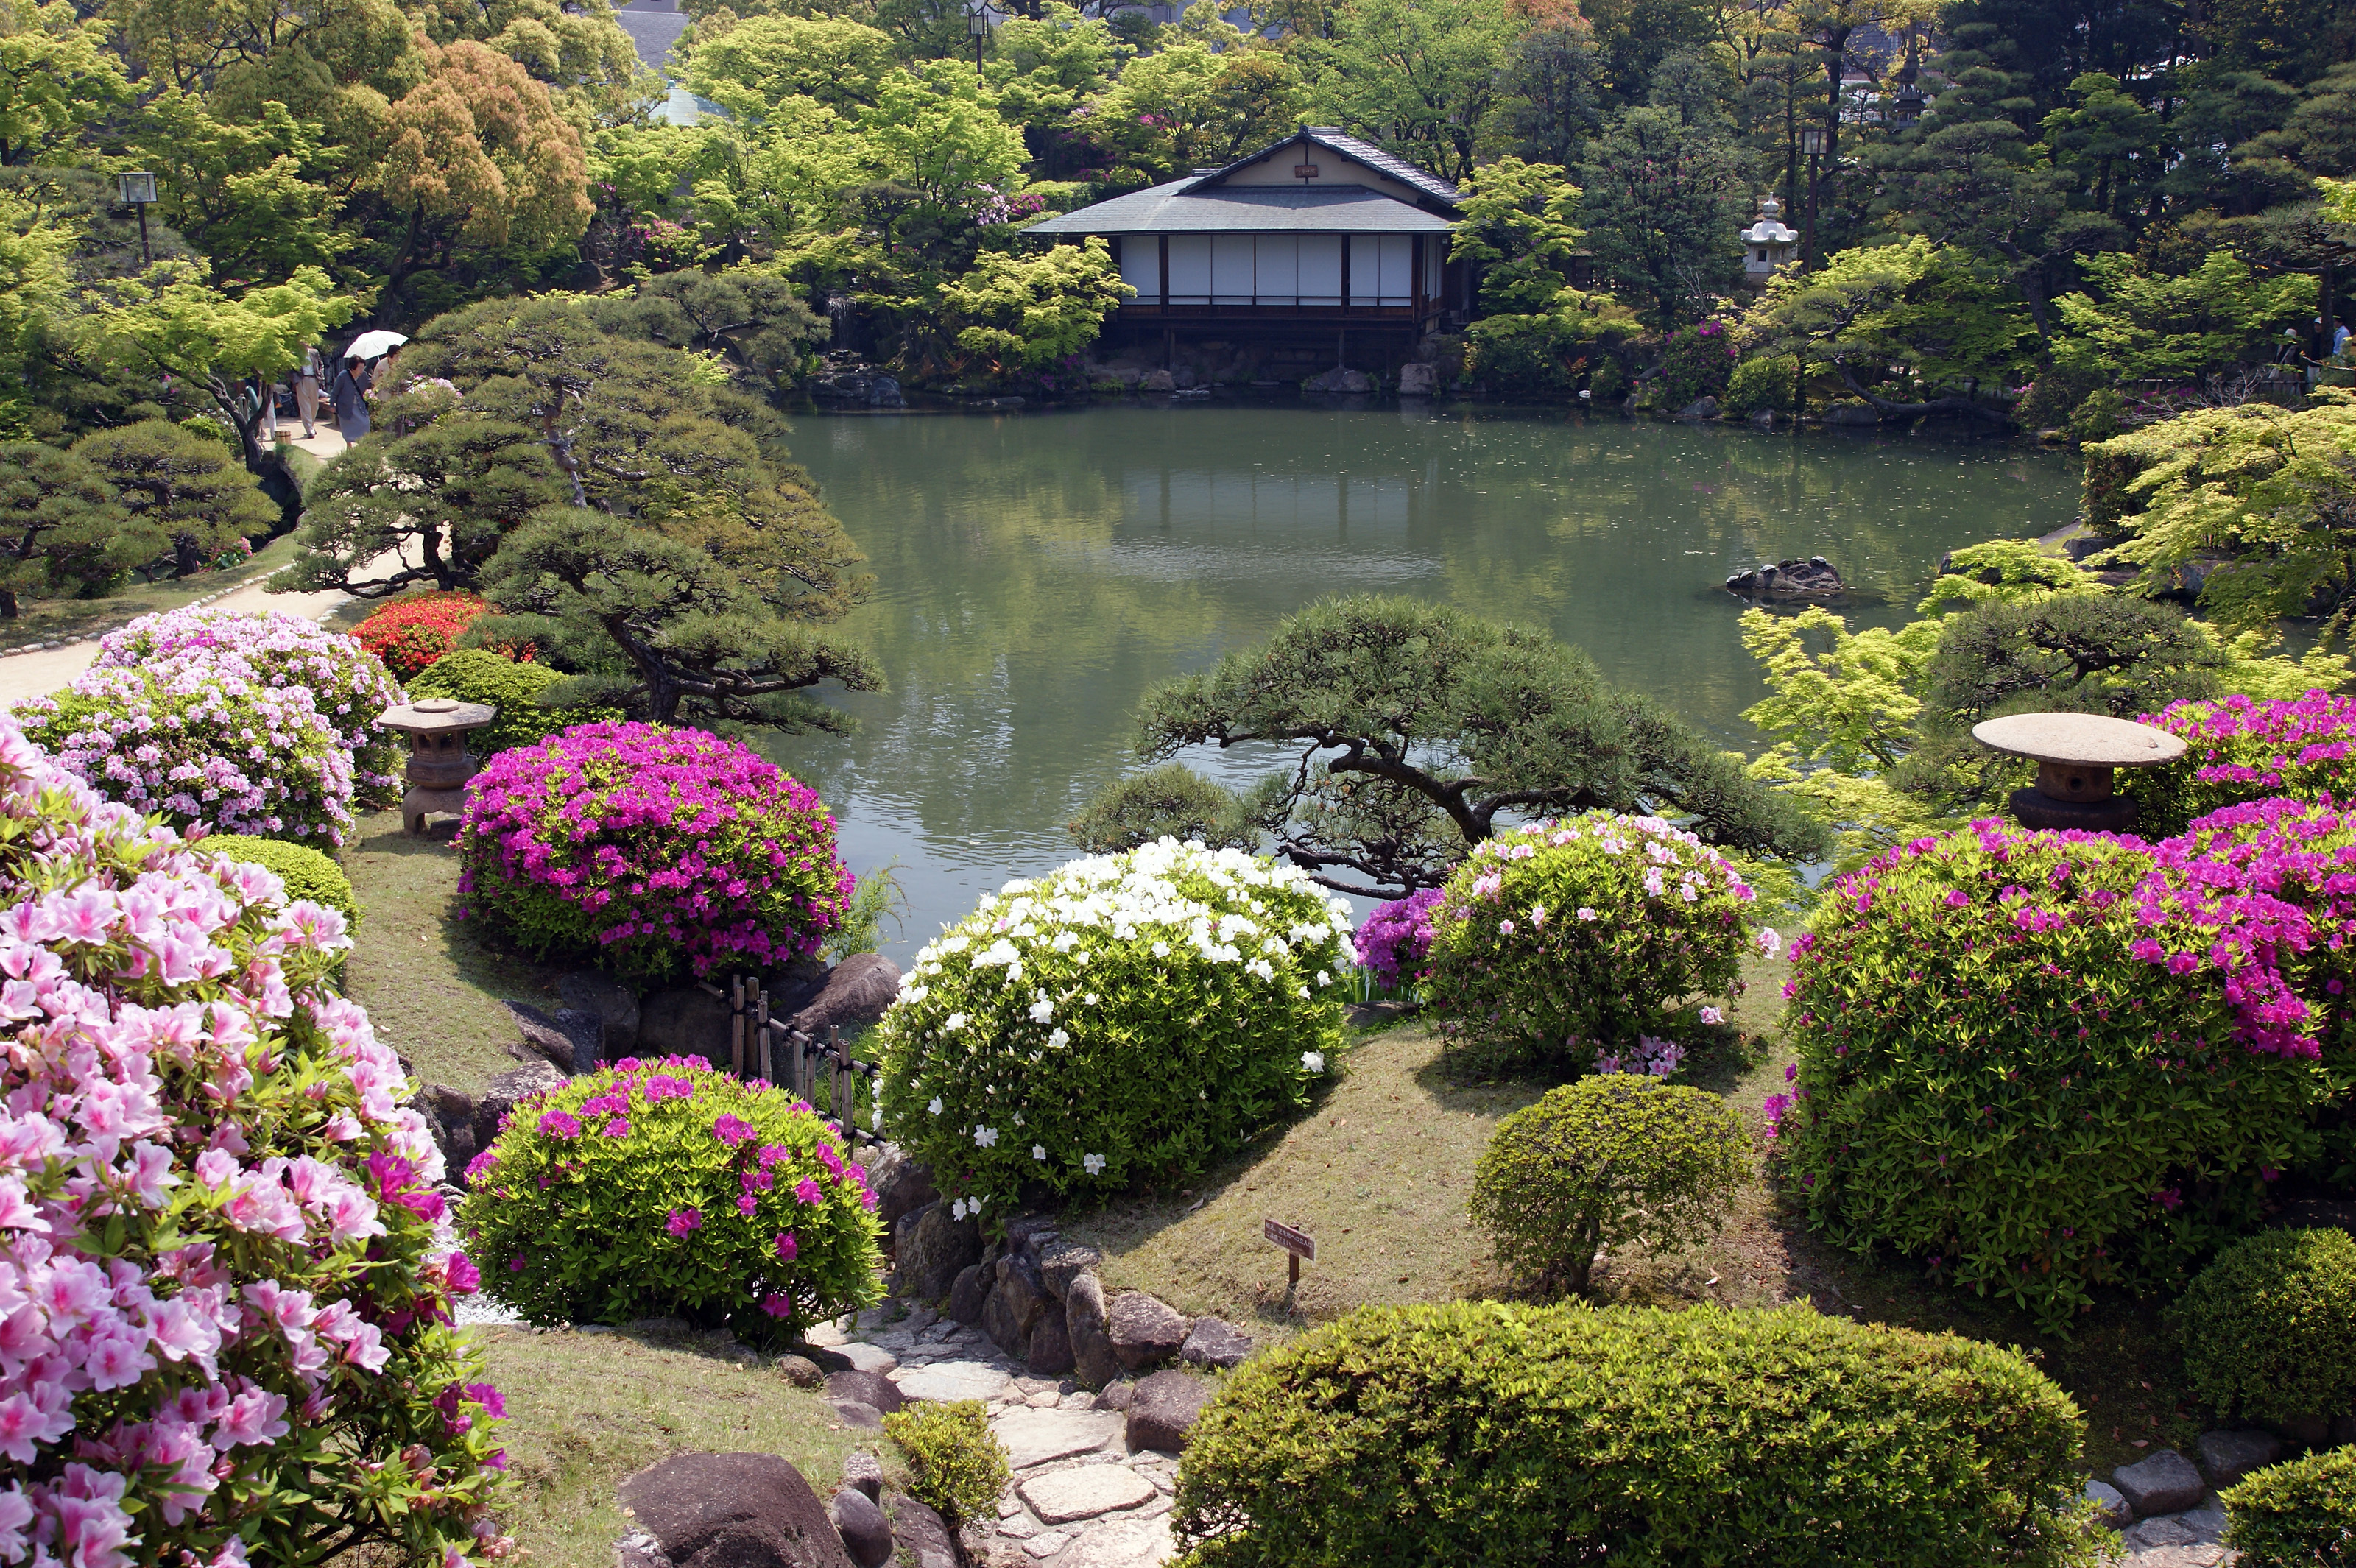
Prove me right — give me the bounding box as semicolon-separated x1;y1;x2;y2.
1024;126;1467;367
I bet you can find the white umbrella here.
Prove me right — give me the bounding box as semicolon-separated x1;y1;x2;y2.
342;329;409;361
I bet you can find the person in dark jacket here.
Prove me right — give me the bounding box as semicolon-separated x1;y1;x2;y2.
331;356;371;448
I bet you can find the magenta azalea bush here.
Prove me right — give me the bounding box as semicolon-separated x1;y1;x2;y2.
0;713;511;1567
1774;803;2356;1331
456;1058;882;1340
93;609;404;802
14;664;360;845
2136;691;2356;837
456;722;853;983
1422;813;1769;1068
1354;889;1443;989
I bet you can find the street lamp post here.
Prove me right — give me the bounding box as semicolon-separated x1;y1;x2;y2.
967;1;985;70
118;171;158;264
1799;127;1824;269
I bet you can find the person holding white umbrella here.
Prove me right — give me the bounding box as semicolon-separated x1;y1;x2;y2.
332;330;408;449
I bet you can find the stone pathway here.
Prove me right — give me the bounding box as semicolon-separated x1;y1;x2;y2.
813;1304;1180;1567
2112;1498;2230;1567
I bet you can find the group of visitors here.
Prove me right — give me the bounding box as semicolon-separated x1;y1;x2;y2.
239;340;392;450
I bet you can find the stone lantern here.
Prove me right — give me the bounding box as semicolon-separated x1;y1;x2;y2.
1970;712;2187;833
1740;196;1799;286
375;698;497;836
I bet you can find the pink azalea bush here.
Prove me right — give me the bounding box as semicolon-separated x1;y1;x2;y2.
455;723;853;983
2135;691;2356;837
14;665;360;846
1353;888;1443;989
456;1058;882;1341
92;610;405;803
1422;813;1768;1067
1774;805;2356;1331
0;713;511;1567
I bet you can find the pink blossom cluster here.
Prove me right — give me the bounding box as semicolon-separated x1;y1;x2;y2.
456;722;853;981
1353;888;1443;989
91;610;404;802
0;714;509;1567
2142;691;2356;829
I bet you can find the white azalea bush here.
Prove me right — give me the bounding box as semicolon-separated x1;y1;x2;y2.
877;839;1355;1215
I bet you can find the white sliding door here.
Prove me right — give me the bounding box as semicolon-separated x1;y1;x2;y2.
1255;236;1299;303
1299;236;1342;304
1212;234;1255;303
1167;235;1211;303
1120;236;1160;298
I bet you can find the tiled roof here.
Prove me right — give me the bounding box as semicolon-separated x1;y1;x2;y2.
1294;127;1461;206
1023;181;1456;236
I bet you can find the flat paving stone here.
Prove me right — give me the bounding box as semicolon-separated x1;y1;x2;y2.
839;1342;900;1375
991;1406;1125;1470
892;1360;1012;1403
1022;1532;1068;1559
1020;1467;1156;1525
1066;1513;1176;1567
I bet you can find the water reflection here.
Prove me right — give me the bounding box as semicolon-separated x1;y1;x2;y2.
772;403;2078;952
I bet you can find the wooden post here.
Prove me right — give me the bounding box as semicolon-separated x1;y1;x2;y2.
754;981;772;1087
830;1025;847;1131
730;976;744;1077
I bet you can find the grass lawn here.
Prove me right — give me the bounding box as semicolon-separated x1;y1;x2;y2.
1062;950;2201;1478
2;529;306;646
339;810;565;1097
476;1324;894;1567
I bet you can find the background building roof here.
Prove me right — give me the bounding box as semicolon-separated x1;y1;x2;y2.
1025;181;1457;236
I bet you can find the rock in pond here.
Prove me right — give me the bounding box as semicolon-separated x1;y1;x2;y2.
1724;556;1844;601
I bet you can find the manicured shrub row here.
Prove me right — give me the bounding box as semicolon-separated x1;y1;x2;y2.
1423;813;1768;1068
407;649;621;755
2222;1446;2356;1568
2136;691;2356;838
456;721;851;983
2174;1228;2356;1428
879;839;1354;1213
1170;1301;2093;1568
197;831;361;930
1773;801;2356;1330
459;1056;882;1340
0;714;508;1565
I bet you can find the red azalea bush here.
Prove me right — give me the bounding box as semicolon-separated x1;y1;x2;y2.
0;713;511;1567
2135;691;2356;837
1772;803;2356;1331
355;593;521;682
456;1057;882;1340
456;722;853;983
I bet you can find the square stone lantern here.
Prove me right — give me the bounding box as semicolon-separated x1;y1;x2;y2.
1741;196;1799;286
1970;712;2187;833
375;697;497;835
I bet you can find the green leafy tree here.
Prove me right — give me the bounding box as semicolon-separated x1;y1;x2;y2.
1579;102;1753;330
125;90;350;282
70;419;272;577
1305;0;1520;184
2048;250;2313;385
0;440;138;615
1112;596;1828;897
1450;156;1637;392
683;13;896;116
939;237;1130;371
1092;8;1302;179
588;264;825;384
0;0;131;167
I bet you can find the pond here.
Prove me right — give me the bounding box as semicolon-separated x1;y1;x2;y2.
772;403;2079;955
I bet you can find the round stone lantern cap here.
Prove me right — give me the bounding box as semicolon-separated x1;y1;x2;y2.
1970;712;2187;769
375;699;495;735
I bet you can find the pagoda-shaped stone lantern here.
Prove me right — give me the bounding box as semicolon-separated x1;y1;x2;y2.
1970;712;2187;833
1741;196;1799;286
375;697;497;835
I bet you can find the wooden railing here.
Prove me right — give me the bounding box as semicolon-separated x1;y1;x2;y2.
727;975;886;1148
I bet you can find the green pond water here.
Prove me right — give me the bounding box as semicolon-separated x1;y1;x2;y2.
770;403;2079;953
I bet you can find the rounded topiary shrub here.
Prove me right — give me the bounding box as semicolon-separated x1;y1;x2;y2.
16;664;361;843
1170;1302;2094;1568
0;713;511;1565
456;721;851;982
1774;813;2349;1332
1470;1076;1749;1294
356;591;525;680
408;649;624;755
878;839;1355;1215
458;1056;883;1339
2223;1447;2356;1568
2135;691;2356;837
1422;813;1766;1067
198;831;360;939
92;607;405;799
2173;1229;2356;1427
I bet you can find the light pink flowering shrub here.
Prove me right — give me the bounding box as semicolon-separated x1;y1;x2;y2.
456;723;852;983
0;713;510;1567
91;610;404;805
14;665;359;846
457;1059;881;1341
2136;691;2356;838
1422;813;1766;1067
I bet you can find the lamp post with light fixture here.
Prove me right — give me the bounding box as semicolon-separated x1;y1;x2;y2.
119;171;158;264
967;0;985;69
1799;127;1824;268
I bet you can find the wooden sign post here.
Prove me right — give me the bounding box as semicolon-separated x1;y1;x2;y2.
1264;1218;1316;1289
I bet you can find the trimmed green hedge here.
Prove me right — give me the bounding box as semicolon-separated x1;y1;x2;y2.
196;833;360;931
2223;1446;2356;1567
406;649;621;755
1171;1302;2100;1568
2174;1228;2356;1427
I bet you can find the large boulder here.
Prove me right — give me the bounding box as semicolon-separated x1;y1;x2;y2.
982;1256;1051;1360
2195;1429;2284;1488
1673;395;1720;423
1180;1317;1253;1370
947;1263;988;1325
1026;1310;1074;1377
2112;1449;2206;1517
828;1486;892;1568
1126;1369;1210;1453
893;1201;982;1301
617;1452;856;1568
504;999;602;1075
1140;369;1175;393
1723;557;1844;601
417;1082;478;1176
885;1493;956;1568
787;954;903;1040
825;1369;906;1416
1396;362;1437;397
1065;1274;1121;1388
1107;1291;1189;1372
557;970;641;1061
864;1144;936;1237
842;1450;884;1503
471;1059;567;1154
640;986;732;1061
1040;1243;1101;1302
1305;366;1373;394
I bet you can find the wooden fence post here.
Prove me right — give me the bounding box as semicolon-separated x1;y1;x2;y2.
729;976;745;1078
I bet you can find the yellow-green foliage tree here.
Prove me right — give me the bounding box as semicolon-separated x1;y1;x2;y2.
939;237;1131;371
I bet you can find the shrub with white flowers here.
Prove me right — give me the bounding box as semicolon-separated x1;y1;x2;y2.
0;714;511;1567
877;839;1355;1215
1423;813;1770;1069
